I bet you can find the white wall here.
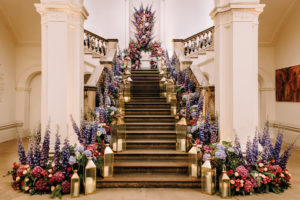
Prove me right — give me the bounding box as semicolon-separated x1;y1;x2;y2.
29;74;41;131
274;1;300;127
0;11;17;141
84;0;214;52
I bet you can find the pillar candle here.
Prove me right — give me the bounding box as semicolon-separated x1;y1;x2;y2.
73;182;79;196
181;139;186;151
206;172;212;194
191;164;197;177
85;177;94;194
118;139;123;151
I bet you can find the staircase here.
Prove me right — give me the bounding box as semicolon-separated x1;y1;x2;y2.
97;69;200;188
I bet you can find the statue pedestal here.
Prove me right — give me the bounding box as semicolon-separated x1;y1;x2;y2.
140;51;151;69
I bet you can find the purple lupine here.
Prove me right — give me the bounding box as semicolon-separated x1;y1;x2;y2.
234;134;244;161
41;124;51;167
278;142;294;169
26;137;34;167
210;119;218;144
61;137;70;171
195;95;203;121
251;131;259;164
199;122;205;145
71;116;84;146
186;98;190;120
246;138;254;166
261;144;270;164
184;70;190;92
274;132;283;163
32;141;41;167
17;138;27;165
84;125;91;147
54;130;61;170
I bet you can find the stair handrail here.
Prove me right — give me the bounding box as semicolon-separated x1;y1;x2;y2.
173;26;215;56
84;29;108;56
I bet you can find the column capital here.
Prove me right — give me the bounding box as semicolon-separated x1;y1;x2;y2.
210;0;265;24
35;0;89;22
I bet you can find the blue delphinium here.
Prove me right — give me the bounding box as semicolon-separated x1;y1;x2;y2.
91;122;98;144
203;113;211;143
184;70;190;92
234;134;244;161
75;145;84;153
210;120;218;144
17;138;27;165
54;130;61;170
32;141;41;168
251;131;259;164
188;78;194;92
261;144;270;164
279;142;294;169
274;132;283;163
41;124;51;167
246;138;254;166
71;116;84;146
26;137;34;167
61;137;70;171
84;125;91;147
186;98;190;120
199;123;205;145
195;95;203;122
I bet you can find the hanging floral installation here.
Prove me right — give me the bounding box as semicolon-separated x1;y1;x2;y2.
126;5;164;69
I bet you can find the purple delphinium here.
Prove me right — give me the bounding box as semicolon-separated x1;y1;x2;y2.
274;132;283;163
36;128;42;145
188;78;194;92
210;119;218;144
246;137;254;166
41;124;51;167
17;138;27;165
91;122;98;145
278;142;294;169
251;131;259;164
71;116;84;146
84;124;92;147
61;137;70;172
54;130;61;170
203;113;211;143
184;70;190;92
32;141;41;168
234;134;244;162
199;122;205;145
261;144;270;164
195;95;203;122
26;137;34;167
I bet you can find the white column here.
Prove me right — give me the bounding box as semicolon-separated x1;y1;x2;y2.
35;0;88;147
210;0;264;148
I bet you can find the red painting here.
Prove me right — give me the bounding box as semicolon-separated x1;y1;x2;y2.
276;65;300;102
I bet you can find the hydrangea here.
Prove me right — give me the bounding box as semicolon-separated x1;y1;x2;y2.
35;180;48;191
75;146;84;153
61;180;70;194
30;166;46;178
236;165;248;178
68;156;76;165
217;144;226;151
202;153;211;161
244;180;254;193
215;150;227;160
83;150;92;158
53;171;65;183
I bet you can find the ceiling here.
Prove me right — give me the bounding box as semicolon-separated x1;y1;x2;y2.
0;0;40;45
258;0;297;45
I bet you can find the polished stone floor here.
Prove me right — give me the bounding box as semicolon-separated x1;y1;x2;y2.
0;139;299;200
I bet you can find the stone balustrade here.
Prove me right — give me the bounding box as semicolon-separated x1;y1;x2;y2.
84;29;107;56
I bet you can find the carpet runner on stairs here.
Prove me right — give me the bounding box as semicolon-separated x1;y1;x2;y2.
97;69;200;188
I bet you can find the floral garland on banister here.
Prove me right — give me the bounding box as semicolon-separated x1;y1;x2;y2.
126;5;165;69
164;52;295;196
9;54;127;198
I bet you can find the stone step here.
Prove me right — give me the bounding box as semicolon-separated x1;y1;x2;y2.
126;122;175;130
131;89;161;94
131;71;159;74
114;161;188;174
131;74;159;77
126;139;176;149
125;103;170;109
131;78;160;82
132;81;160;85
126;130;176;139
125;115;174;123
125;109;171;115
131;93;161;97
97;174;201;188
131;85;160;90
115;149;187;161
130;97;166;102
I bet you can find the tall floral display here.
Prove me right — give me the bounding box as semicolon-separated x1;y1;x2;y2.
127;5;164;69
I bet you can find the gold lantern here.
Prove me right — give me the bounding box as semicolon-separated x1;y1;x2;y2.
201;157;216;195
188;144;199;177
102;144;114;177
196;144;202;177
160;77;167;91
170;93;177;116
84;157;96;195
124;77;132;102
176;117;187;152
166;79;174;103
219;165;231;198
110;117;126;152
118;94;125;116
70;163;80;198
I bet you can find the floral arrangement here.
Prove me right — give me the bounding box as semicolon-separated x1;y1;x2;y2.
197;125;294;196
10;127;73;198
127;5;164;69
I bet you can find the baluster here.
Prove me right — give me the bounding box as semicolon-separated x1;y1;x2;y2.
184;42;187;56
200;35;203;49
196;36;200;51
84;32;87;47
87;33;90;49
204;33;207;48
99;40;103;55
103;41;106;56
192;38;195;52
188;40;191;54
208;31;211;46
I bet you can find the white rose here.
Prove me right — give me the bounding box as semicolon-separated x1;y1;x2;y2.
254;173;258;177
48;169;52;173
264;167;268;172
281;173;285;178
16;176;20;182
51;186;55;192
235;172;239;177
258;163;264;167
25;187;29;191
25;178;29;182
230;180;235;184
48;174;52;178
240;180;244;184
23;170;27;175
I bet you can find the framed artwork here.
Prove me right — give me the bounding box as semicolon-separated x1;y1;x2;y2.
276;65;300;102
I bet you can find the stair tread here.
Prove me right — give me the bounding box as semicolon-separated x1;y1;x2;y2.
126;102;169;105
126;130;176;134
98;173;199;182
116;149;186;155
127;139;176;143
125;115;174;118
126;108;170;111
126;122;175;125
114;161;188;167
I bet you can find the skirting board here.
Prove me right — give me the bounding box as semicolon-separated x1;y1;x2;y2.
0;122;26;143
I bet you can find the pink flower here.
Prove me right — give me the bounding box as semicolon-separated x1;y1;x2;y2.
35;180;48;191
53;171;65;183
236;165;248;179
30;166;46;178
61;180;70;194
244;180;253;193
